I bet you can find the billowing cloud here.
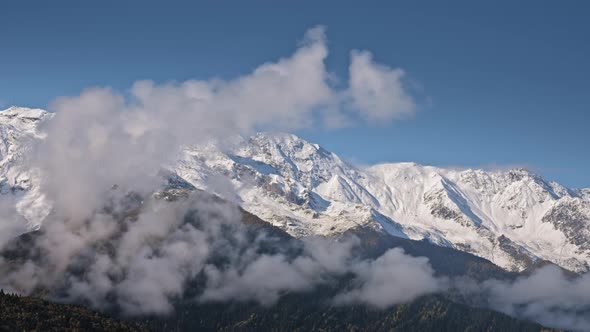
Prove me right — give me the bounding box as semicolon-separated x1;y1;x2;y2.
0;189;443;315
349;50;415;122
478;265;590;331
0;26;425;317
30;26;416;228
0;197;28;248
334;248;444;308
200;235;361;305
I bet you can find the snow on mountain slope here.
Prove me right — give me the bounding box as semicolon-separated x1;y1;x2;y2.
175;133;407;238
1;106;590;273
578;188;590;202
175;133;590;273
364;164;587;271
0;107;52;230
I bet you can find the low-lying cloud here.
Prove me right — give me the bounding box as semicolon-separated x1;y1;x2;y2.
334;248;445;308
457;265;590;331
0;189;442;315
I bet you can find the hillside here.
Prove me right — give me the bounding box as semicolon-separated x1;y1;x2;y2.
0;290;557;332
145;294;557;332
0;291;146;332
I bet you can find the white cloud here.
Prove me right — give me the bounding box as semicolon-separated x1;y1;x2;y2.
29;26;417;227
483;265;590;331
333;248;444;308
349;50;416;122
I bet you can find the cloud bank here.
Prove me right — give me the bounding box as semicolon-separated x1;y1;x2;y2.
0;189;443;315
334;248;445;308
463;265;590;331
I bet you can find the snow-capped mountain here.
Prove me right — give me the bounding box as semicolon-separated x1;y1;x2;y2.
2;106;590;273
176;132;590;273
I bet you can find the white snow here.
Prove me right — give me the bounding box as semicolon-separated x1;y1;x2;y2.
0;106;52;230
1;107;589;273
175;133;590;272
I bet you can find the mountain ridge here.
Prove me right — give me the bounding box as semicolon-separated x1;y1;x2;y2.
176;131;590;273
1;106;590;274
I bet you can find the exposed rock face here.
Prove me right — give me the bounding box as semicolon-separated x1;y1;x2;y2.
542;198;590;254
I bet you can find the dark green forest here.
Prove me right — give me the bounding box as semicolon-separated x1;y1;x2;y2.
1;290;559;332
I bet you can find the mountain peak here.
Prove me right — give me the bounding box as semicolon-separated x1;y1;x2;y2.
505;167;536;180
0;106;52;138
249;132;323;151
1;106;49;121
253;131;301;141
240;132;336;170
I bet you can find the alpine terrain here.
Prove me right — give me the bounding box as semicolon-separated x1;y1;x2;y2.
2;106;590;275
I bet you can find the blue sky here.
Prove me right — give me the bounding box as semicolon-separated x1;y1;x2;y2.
1;1;589;187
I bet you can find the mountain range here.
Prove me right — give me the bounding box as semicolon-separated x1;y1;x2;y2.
1;106;590;275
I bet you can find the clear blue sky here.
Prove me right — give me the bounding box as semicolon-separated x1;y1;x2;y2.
1;1;589;187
